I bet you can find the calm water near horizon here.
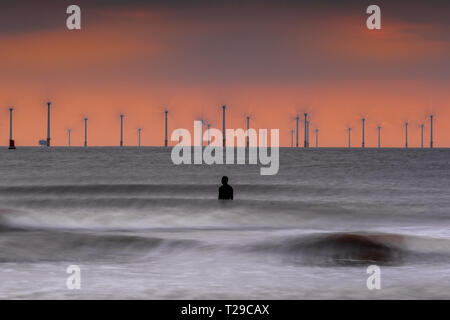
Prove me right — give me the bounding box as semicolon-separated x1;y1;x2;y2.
0;147;449;299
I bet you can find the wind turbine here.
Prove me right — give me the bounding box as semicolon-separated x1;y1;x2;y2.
287;107;301;148
245;115;251;148
46;101;51;147
8;107;16;149
196;106;210;147
348;127;352;148
361;118;366;148
222;105;226;147
306;120;310;147
138;128;142;147
430;114;434;148
207;122;211;146
195;116;207;147
164;110;169;147
242;110;257;148
377;125;382;148
404;121;409;149
151;105;172;147
84;117;88;147
304;113;308;148
120;114;125;147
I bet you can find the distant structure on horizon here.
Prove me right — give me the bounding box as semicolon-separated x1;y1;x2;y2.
377;126;381;148
361;118;366;148
430;115;434;148
197;118;204;147
120;114;124;147
222;105;226;147
84;118;88;147
348;127;351;148
164;110;169;147
2;101;444;148
405;121;409;149
46;102;51;147
304;113;308;148
207;123;211;146
8;107;16;149
138;128;141;147
306;120;310;148
246;116;250;148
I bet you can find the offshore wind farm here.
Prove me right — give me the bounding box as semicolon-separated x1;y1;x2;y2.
2;102;441;149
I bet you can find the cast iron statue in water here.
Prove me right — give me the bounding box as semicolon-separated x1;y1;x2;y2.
218;176;233;200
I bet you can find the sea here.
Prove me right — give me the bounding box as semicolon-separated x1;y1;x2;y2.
0;147;449;299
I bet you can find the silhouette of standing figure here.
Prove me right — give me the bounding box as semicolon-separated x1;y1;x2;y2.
218;176;233;200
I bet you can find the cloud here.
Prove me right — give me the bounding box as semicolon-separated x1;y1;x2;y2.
0;0;449;147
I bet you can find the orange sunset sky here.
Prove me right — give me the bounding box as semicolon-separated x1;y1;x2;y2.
0;0;449;147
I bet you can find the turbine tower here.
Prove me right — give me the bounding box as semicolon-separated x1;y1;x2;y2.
8;107;16;149
304;113;308;148
164;110;168;147
68;129;71;148
377;126;381;148
46;102;51;147
207;123;211;146
222;105;226;147
306;121;310;147
405;121;408;149
138;128;141;147
430;115;433;148
348;127;352;148
362;118;365;148
246;116;250;148
84;118;88;147
420;124;424;148
295;115;299;148
120;114;124;147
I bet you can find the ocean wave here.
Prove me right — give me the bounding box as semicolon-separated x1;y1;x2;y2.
246;232;450;266
0;231;204;263
1;229;449;266
0;197;347;212
0;183;418;198
0;199;350;231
